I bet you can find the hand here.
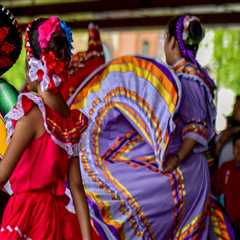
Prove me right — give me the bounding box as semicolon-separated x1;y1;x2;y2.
162;154;180;173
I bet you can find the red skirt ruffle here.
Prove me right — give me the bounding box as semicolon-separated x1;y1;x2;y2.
0;191;100;240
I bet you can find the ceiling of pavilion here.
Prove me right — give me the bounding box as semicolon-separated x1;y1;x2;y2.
1;0;240;29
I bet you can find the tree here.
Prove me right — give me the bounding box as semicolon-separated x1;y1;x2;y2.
213;28;240;94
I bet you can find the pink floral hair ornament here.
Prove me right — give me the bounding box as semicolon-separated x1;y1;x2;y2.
38;16;60;50
25;17;69;93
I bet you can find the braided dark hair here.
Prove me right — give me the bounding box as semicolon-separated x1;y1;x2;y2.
167;15;216;96
28;18;45;60
46;31;70;61
168;16;204;56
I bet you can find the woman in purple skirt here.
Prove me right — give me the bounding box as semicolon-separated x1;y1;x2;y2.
161;15;216;239
162;16;234;239
71;15;234;239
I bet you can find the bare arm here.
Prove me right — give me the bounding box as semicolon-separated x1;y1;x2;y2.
177;138;197;161
69;157;92;240
163;137;196;173
0;107;42;189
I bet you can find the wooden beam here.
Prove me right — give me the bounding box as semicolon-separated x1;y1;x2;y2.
10;0;240;17
70;13;240;29
19;12;240;30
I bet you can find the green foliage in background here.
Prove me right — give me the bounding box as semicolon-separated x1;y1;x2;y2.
213;29;240;93
2;42;26;91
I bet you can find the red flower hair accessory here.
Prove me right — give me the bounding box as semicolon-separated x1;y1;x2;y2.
42;51;67;92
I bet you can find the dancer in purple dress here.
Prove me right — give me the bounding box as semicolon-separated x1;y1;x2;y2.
162;15;217;239
69;15;233;239
163;15;234;239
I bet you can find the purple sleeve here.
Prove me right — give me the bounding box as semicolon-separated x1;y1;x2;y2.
179;76;209;150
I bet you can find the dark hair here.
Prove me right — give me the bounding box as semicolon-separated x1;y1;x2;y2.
28;18;45;60
28;18;69;61
46;31;69;60
167;15;205;55
232;131;240;146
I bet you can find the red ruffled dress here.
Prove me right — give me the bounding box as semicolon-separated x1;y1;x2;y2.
0;92;100;240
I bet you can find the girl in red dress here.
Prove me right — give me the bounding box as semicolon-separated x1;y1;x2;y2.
0;16;100;240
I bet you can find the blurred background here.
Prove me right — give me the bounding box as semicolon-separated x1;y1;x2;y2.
2;0;240;131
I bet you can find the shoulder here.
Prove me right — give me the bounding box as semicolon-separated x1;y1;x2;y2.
176;71;210;103
6;92;88;157
7;92;43;123
7;92;43;115
182;63;198;76
177;71;203;86
45;106;88;141
177;74;206;102
174;60;203;87
5;92;44;140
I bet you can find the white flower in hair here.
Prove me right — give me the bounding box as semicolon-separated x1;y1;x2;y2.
182;16;200;43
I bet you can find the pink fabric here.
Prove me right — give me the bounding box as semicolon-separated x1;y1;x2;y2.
1;96;100;239
0;191;82;240
6;93;88;158
38;16;60;49
9;132;68;197
1;133;100;239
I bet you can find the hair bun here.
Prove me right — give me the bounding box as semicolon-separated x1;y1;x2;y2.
188;20;205;45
